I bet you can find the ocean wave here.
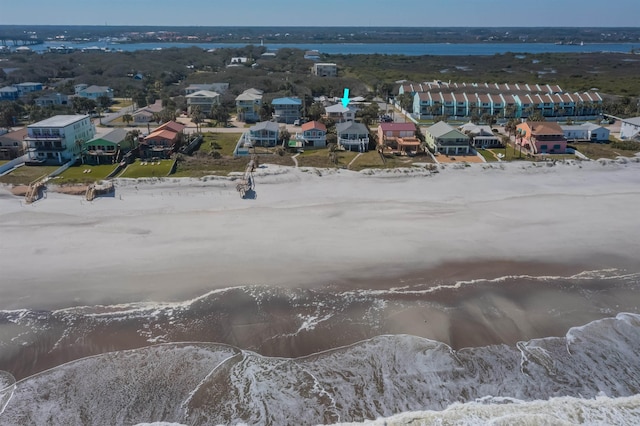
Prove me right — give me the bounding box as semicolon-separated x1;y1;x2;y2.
2;313;640;424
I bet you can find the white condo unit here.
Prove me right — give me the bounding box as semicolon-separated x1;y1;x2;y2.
25;115;95;164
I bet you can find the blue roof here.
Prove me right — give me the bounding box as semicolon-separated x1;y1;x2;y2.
272;97;302;106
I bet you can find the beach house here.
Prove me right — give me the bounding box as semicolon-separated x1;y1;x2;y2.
186;90;220;114
74;84;114;100
82;128;130;165
24;115;95;164
0;128;27;160
336;121;370;152
561;123;610;142
324;104;355;123
294;121;327;148
378;122;420;152
516;121;567;154
246;121;280;147
140;121;185;159
425;121;470;155
459;122;501;148
272;97;302;124
620;117;640;140
235;89;263;123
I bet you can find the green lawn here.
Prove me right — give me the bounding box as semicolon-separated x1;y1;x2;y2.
118;160;174;178
477;149;499;162
200;132;243;156
488;143;532;162
55;164;118;184
0;165;59;185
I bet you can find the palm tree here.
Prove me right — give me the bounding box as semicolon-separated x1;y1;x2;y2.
122;114;133;126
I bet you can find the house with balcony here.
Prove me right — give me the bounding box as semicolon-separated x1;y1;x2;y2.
74;84;114;100
337;121;369;152
272;97;302;124
186;90;220;114
620;117;640;140
235;88;263;123
82;128;130;165
378;122;420;152
294;121;327;148
246;121;280;147
324;103;355;123
459;122;501;148
516;122;567;155
0;128;27;160
25;115;95;164
425;121;470;155
561;123;610;142
140;121;185;159
312;63;338;77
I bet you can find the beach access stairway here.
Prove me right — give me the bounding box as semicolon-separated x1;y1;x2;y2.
236;158;257;198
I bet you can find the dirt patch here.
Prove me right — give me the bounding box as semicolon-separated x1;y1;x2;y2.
9;185;30;196
51;184;89;196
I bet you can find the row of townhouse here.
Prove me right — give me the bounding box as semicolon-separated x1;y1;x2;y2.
400;81;564;96
401;80;602;120
411;90;603;120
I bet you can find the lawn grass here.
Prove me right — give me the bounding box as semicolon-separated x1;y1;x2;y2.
0;165;59;185
119;159;174;178
296;148;357;169
55;164;118;184
489;143;532;162
477;149;499;162
571;142;639;160
111;98;133;110
200;132;242;156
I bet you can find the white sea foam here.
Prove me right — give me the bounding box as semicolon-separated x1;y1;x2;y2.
4;314;640;425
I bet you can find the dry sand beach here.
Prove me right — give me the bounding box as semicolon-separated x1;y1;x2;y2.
1;159;640;310
2;158;640;424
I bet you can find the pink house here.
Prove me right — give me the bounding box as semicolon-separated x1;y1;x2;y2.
516;121;567;155
377;122;421;152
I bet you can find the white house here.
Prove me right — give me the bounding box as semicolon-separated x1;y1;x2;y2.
312;63;338;77
186;90;221;114
235;89;263;123
459;122;501;148
620;117;640;140
74;84;114;100
25;115;95;164
562;123;610;142
325;104;355;123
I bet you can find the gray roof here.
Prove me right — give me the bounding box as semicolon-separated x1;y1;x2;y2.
0;86;18;92
81;85;111;93
622;116;640;126
29;115;89;128
89;128;127;144
250;121;280;132
336;121;369;134
427;121;465;139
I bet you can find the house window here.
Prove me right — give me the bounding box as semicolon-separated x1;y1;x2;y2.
553;144;561;150
540;144;548;151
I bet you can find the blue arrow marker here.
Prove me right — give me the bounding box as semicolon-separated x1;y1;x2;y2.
341;88;350;108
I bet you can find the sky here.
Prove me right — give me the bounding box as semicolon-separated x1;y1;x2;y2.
0;0;639;27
